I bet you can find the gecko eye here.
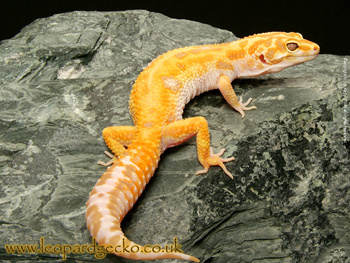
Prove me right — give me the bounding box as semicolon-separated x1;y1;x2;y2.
286;42;299;52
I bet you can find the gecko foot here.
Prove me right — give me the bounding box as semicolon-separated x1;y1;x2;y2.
196;148;235;179
97;151;118;166
234;97;257;118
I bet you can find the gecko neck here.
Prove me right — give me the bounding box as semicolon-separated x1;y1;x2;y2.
224;42;264;78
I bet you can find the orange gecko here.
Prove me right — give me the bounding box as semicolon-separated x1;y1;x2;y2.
85;32;319;262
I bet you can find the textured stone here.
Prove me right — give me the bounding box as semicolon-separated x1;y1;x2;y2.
0;10;349;263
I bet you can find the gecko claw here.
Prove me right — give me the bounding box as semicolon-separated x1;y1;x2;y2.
234;97;257;118
97;151;118;166
196;148;235;179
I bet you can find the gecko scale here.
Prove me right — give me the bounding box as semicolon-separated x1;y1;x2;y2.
85;32;320;262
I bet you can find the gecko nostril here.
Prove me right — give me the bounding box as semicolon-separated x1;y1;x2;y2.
313;44;320;52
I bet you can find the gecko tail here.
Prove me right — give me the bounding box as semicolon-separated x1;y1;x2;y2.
110;236;200;262
86;149;199;262
86;223;199;262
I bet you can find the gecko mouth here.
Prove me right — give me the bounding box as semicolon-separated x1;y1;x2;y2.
260;53;319;65
287;54;319;62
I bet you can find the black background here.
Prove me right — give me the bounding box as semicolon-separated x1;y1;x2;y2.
1;0;348;55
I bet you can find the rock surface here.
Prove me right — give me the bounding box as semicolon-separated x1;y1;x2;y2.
0;10;349;263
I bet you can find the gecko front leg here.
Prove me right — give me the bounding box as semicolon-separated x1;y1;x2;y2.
218;74;257;118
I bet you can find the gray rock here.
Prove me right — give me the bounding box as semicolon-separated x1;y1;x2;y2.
0;10;349;263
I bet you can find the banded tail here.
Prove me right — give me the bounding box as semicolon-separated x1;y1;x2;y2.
85;142;199;262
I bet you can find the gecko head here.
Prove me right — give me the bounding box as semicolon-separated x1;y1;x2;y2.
244;32;320;75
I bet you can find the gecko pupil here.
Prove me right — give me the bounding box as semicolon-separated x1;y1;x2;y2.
287;42;299;51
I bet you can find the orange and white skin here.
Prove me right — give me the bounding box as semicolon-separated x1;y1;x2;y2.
85;32;320;262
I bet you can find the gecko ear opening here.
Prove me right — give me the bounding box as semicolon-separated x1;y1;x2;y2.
259;54;268;64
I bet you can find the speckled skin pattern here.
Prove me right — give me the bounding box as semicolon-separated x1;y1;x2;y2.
85;32;319;261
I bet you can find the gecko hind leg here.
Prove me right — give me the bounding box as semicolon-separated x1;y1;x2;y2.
97;151;117;166
196;147;234;178
97;126;136;166
162;117;235;179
